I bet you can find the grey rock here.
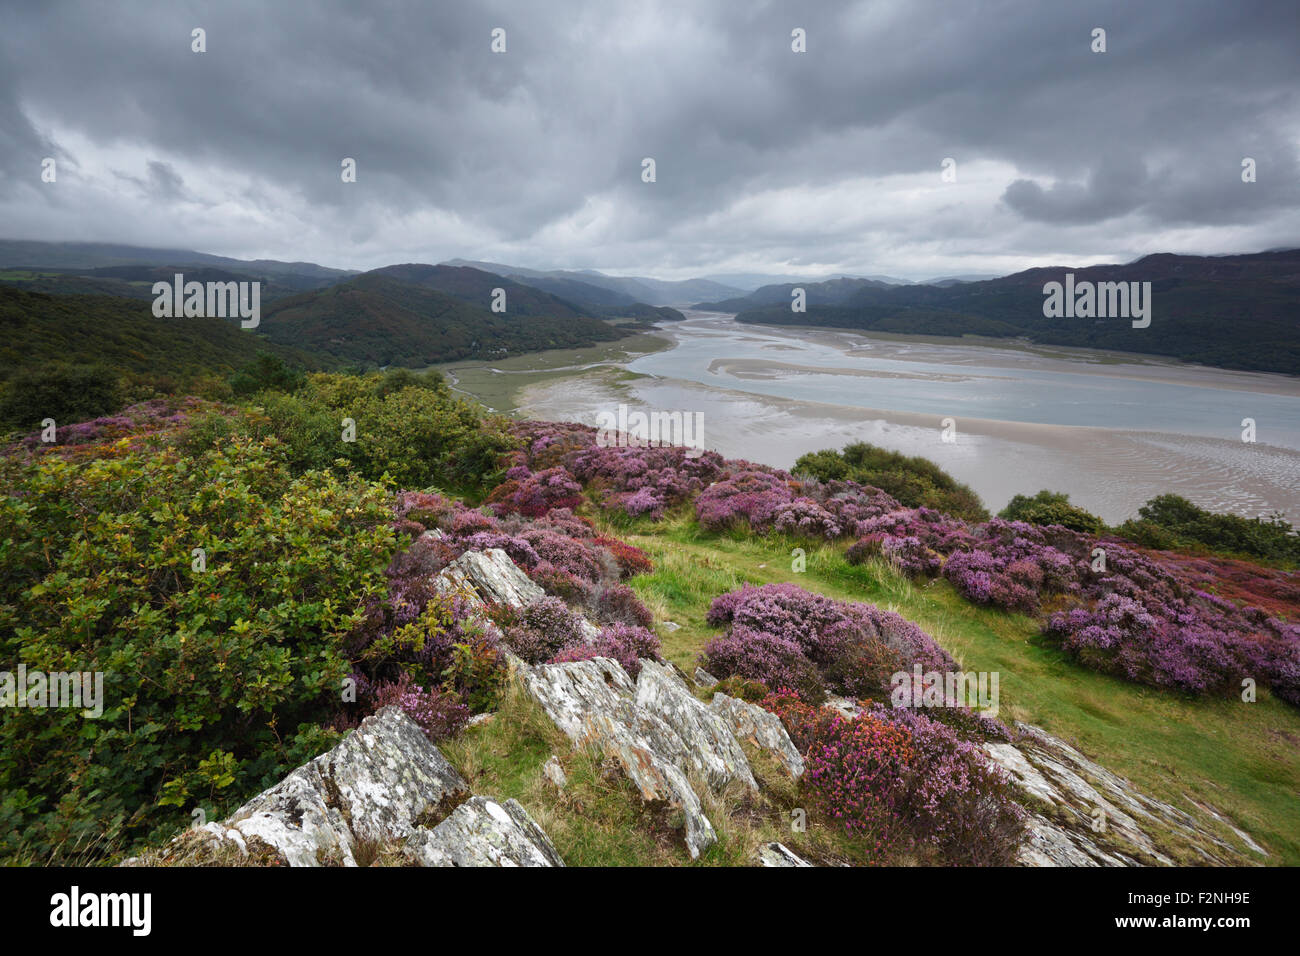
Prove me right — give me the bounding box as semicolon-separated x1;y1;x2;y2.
542;756;568;789
757;842;812;867
404;796;564;867
823;696;864;720
518;656;718;859
694;667;718;687
434;547;544;611
634;659;757;793
661;621;681;632
711;692;804;778
984;721;1250;867
217;707;470;867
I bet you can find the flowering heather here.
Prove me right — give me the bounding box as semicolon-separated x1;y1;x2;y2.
12;397;209;458
695;469;794;532
485;465;584;518
763;690;1023;864
365;673;470;742
502;595;591;664
589;581;655;629
570;441;726;518
701;583;955;702
595;535;654;577
550;622;662;677
771;497;843;538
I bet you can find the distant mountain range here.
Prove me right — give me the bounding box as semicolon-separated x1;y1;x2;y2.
2;240;1297;375
710;249;1300;375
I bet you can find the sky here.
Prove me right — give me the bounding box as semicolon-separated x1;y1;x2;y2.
1;0;1298;281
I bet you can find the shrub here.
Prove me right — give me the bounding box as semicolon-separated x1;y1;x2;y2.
795;442;988;522
550;623;661;677
1117;493;1300;566
999;489;1105;535
502;597;590;664
0;433;398;862
366;675;470;742
0;363;123;430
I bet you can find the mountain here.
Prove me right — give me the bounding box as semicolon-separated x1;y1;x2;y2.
0;285;327;412
443;258;742;306
257;273;624;368
731;249;1300;375
701;272;912;290
694;276;896;312
0;239;354;279
366;264;594;318
0;264;339;304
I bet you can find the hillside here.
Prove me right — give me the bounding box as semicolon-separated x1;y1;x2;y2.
258;273;625;367
3;378;1296;870
721;249;1300;375
366;263;595;318
0;286;325;420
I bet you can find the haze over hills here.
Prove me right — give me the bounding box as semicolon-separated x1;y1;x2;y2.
443;258;743;307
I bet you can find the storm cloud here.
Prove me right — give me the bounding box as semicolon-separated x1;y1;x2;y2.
0;0;1296;279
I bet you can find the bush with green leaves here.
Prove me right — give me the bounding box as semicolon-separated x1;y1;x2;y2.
795;441;987;522
0;363;123;432
998;489;1105;534
1117;493;1299;566
0;435;399;863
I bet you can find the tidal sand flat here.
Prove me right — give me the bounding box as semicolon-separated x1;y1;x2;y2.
516;313;1300;524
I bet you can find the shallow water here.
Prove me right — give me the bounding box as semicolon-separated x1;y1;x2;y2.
519;312;1300;523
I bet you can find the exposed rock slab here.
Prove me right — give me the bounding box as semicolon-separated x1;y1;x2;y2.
757;842;812;867
712;692;804;778
635;659;757;793
518;656;718;858
434;547;544;611
217;707;470;867
983;721;1251;867
404;796;564;867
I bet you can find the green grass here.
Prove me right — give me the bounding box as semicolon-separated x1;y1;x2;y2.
611;511;1300;865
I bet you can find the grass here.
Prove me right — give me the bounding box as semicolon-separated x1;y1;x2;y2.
426;331;669;415
607;510;1300;866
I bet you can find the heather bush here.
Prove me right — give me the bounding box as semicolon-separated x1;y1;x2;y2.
365;674;470;742
695;469;794;532
485;465;584;517
701;584;956;704
589;582;655;629
550;622;661;677
763;691;1023;865
502;596;591;664
795;442;989;522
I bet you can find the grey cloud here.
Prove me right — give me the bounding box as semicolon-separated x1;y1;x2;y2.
0;0;1296;277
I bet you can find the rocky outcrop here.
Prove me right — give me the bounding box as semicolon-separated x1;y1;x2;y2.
214;706;469;866
757;842;812;867
634;659;758;793
711;692;804;778
403;797;564;867
433;547;544;614
186;706;565;867
518;656;718;858
983;722;1255;867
